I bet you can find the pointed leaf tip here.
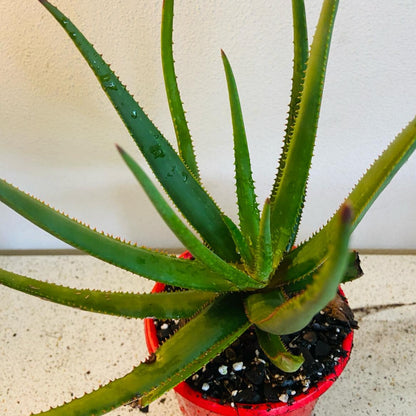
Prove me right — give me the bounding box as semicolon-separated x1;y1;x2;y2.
340;201;353;224
115;144;124;154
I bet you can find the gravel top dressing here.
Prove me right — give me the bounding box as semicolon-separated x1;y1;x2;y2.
153;291;357;407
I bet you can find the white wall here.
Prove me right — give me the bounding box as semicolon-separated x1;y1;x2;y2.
1;0;415;251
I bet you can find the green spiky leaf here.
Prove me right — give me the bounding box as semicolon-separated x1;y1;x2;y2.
222;50;260;253
256;328;304;373
255;199;273;283
271;0;308;247
281;250;363;294
0;179;240;292
222;214;255;270
29;294;250;415
280;115;416;284
269;0;339;267
161;0;199;178
341;250;363;283
38;0;237;262
0;267;216;319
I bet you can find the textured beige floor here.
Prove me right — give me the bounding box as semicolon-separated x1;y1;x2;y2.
0;254;415;416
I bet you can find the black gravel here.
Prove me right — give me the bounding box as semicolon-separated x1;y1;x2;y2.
153;292;356;406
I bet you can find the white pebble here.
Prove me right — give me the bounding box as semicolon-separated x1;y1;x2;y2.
201;383;210;391
160;323;169;330
279;394;289;403
218;365;228;375
232;362;244;371
231;390;238;396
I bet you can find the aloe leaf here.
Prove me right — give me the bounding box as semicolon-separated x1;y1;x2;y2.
287;0;309;140
273;249;361;289
38;0;237;262
117;146;261;289
256;328;304;373
281;250;362;294
243;287;287;327
0;267;216;318
222;214;254;270
0;179;240;292
269;0;339;267
246;202;351;335
281;115;416;283
345;116;416;228
29;294;250;415
161;0;199;178
255;199;273;283
270;0;308;246
221;50;260;250
341;250;363;283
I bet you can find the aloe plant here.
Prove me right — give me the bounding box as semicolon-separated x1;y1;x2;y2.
1;0;415;415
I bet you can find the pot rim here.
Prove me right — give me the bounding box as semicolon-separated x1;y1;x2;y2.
144;251;353;414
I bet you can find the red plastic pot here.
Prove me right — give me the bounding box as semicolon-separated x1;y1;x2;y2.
144;252;353;416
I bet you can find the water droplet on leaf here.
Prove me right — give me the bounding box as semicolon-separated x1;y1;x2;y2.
150;145;165;159
166;166;176;177
104;81;117;91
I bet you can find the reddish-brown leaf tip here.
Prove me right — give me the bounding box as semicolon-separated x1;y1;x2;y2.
115;144;125;155
340;200;353;224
